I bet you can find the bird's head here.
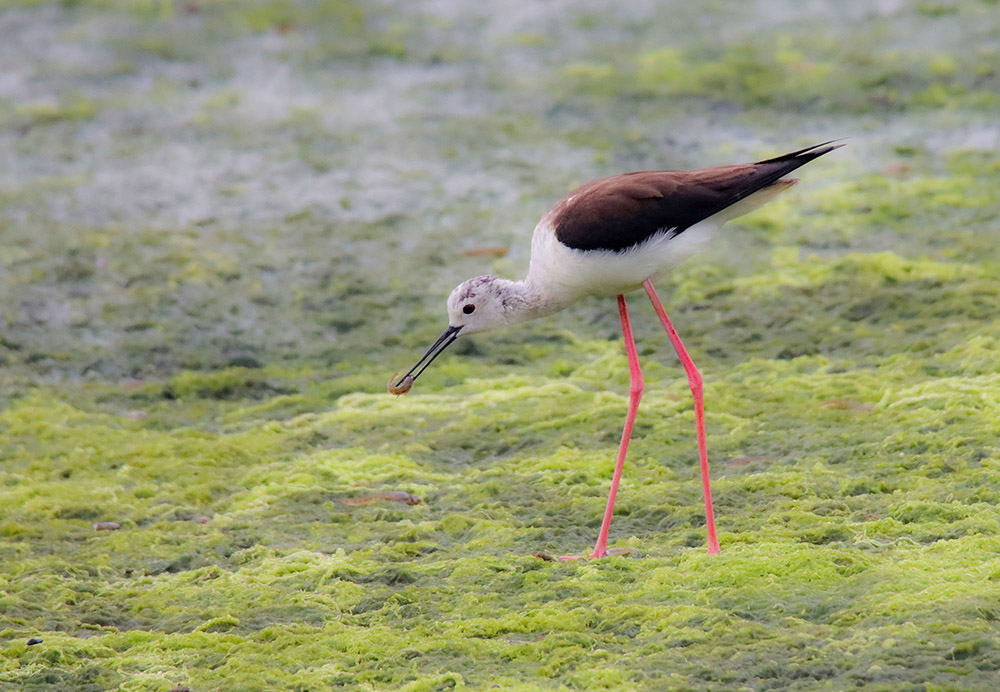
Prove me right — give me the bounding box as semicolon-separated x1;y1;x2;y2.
389;276;522;391
445;275;512;335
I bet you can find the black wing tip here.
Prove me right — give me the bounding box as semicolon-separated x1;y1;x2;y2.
759;139;847;165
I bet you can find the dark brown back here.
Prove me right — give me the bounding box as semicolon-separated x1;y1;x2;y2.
552;141;840;252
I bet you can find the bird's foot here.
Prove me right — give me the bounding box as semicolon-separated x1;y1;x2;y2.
558;548;607;561
558;546;640;561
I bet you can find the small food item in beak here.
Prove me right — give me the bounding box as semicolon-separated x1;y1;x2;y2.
387;374;414;395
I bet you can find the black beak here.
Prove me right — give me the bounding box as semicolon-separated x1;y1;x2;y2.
394;325;462;386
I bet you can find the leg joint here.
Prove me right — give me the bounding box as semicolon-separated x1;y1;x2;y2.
630;378;645;397
686;366;703;394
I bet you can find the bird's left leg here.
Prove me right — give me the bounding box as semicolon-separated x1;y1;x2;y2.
643;279;720;555
561;293;644;560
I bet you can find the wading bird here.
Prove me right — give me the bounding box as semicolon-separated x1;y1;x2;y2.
391;142;841;558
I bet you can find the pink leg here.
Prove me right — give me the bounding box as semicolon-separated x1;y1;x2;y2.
643;279;720;555
561;294;643;560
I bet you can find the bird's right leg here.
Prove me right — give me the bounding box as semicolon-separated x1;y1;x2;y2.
643;279;720;554
561;293;644;560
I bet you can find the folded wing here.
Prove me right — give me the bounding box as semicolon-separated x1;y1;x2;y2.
552;141;842;252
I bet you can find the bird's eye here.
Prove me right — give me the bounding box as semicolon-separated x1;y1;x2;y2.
463;304;475;315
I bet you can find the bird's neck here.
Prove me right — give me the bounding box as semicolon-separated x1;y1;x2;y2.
496;277;573;326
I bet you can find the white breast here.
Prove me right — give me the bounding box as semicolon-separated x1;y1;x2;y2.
526;217;721;300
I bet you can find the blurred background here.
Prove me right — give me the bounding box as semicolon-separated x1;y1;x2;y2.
2;0;997;386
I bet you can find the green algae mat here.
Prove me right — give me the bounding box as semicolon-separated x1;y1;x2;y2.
2;1;1000;690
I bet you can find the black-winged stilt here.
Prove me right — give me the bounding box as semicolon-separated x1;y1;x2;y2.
391;141;842;558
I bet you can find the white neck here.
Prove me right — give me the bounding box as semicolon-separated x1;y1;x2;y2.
494;277;571;326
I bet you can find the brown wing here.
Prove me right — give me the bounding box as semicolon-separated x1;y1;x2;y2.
552;141;841;252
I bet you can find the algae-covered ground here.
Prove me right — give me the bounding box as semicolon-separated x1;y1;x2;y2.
2;0;1000;690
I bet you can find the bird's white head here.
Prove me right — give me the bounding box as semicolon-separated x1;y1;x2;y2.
445;275;517;335
390;275;537;390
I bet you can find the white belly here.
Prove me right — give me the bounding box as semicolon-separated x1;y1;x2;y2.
526;218;720;301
